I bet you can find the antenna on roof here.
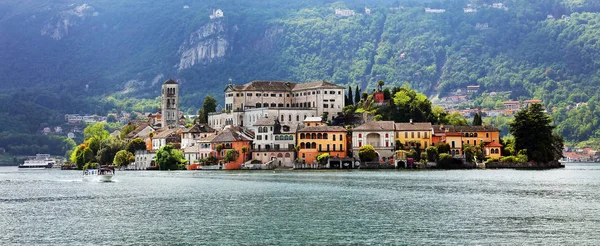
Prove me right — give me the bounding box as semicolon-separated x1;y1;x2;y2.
228;78;233;85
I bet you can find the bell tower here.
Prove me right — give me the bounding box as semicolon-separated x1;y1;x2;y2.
161;79;179;128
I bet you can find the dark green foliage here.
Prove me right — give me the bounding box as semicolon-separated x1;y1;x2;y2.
510;104;564;163
347;86;354;106
472;113;482;126
0;132;75;156
426;146;438;162
354;86;361;105
155;144;186;170
437;142;451;155
126;138;147;154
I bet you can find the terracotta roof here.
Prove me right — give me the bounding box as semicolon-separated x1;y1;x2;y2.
228;80;344;92
125;123;151;139
297;125;347;132
292;81;344;90
183;124;215;133
485;141;503;147
395;122;433;131
211;131;250;143
197;135;217;143
153;128;180;139
236;80;296;91
503;101;520;104
253;117;275;126
432;125;454;134
163;78;178;85
354;121;395;131
452;125;500;132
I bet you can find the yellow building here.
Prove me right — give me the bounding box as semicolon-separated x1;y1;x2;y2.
297;117;348;164
440;125;502;158
394;122;433;149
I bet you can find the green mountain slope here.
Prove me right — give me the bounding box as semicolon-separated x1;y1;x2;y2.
0;0;599;145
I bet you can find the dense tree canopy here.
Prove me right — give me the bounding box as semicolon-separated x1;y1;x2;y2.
510;104;564;162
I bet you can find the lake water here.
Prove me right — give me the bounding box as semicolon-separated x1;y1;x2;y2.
1;164;600;245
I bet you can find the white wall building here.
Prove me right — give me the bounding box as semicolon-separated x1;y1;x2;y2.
352;121;396;160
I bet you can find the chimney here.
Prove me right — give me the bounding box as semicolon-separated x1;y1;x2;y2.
409;119;413;124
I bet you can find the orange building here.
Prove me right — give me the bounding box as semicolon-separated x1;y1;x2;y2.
432;125;502;157
297;117;348;164
211;128;253;170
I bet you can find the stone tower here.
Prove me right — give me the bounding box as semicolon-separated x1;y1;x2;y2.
161;79;179;128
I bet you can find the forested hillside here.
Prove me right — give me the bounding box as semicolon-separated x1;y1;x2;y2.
0;0;599;151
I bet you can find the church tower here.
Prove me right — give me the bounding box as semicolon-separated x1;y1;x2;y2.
161;79;179;128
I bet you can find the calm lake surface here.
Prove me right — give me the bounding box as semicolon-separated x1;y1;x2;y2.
1;164;600;245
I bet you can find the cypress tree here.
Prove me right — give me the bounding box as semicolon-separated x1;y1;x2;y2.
354;85;361;105
348;86;354;105
472;113;482;126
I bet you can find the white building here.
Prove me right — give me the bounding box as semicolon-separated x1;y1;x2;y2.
133;150;155;170
209;80;345;130
335;8;355;17
425;8;446;13
180;124;215;149
248;117;296;167
352;121;396;161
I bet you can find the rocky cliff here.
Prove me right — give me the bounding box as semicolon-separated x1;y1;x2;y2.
40;4;99;40
177;20;233;70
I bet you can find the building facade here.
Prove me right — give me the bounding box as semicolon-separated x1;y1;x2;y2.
296;118;348;164
209;80;345;130
352;121;396;161
395;122;434;149
161;79;179;128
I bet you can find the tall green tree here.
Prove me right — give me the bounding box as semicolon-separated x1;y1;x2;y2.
202;95;217;120
472;113;483;126
509;104;563;163
354;86;361;105
347;86;354;106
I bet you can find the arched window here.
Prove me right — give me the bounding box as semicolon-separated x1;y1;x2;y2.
474;133;478;137
263;103;269;107
317;133;322;139
281;115;284;121
289;115;292;121
278;103;284;108
311;133;316;139
358;133;362;138
275;136;279;141
323;133;328;139
289;135;294;141
256;103;261;108
270;103;276;107
300;133;305;139
285;153;291;158
300;142;306;149
297;115;300;121
311;142;317;149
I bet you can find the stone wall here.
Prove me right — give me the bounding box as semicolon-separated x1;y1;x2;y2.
485;160;564;169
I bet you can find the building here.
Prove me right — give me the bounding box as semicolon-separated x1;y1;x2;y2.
352;121;396;161
250;118;296;167
432;125;502;157
395;121;433;150
503;101;520;115
467;85;480;94
425;8;446;13
485;141;502;159
152;128;181;150
161;79;179;128
523;99;542;108
463;8;477;13
297;117;348;164
133;150;155;170
180;124;216;149
208;80;345;129
211;126;253;170
335;8;355;17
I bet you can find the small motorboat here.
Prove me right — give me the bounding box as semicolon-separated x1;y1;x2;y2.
83;166;115;182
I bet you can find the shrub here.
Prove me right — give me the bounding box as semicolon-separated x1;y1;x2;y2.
500;156;517;163
358;145;377;162
426;146;438;162
316;153;330;165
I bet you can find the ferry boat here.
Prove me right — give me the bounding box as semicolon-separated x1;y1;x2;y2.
18;154;55;169
83;166;115;182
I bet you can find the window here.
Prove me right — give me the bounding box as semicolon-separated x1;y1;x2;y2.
265;136;268;140
333;135;336;141
358;141;362;147
330;91;335;94
405;132;408;138
281;115;284;121
452;141;455;148
418;132;421;138
297;115;300;121
317;91;320;94
323;104;329;108
333;145;336;151
312;91;316;95
247;93;252;96
339;134;342;141
289;115;292;121
339;144;343;151
486;133;489;138
425;132;429;138
385;133;389;138
386;141;389;147
279;94;283;97
271;94;276;97
358;133;362;138
411;132;414;138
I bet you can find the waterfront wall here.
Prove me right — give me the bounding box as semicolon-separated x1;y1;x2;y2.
485;160;564;169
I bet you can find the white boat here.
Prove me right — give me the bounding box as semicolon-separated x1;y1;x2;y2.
18;154;55;169
83;167;115;182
